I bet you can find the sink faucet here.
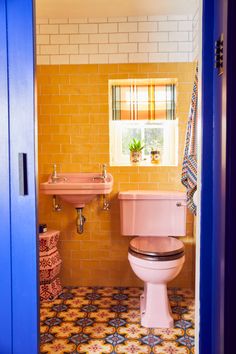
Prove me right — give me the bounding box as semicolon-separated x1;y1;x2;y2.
93;164;108;182
51;164;67;183
102;164;107;179
51;164;58;183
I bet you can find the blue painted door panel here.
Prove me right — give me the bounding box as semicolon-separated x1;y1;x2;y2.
0;1;12;352
212;0;227;352
199;1;214;353
0;0;39;353
200;0;227;352
224;0;236;351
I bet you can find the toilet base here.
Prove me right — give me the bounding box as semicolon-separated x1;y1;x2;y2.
140;283;174;328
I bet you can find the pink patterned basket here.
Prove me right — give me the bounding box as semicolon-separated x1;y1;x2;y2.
39;230;62;302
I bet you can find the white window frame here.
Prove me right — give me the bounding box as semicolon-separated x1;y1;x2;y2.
108;78;178;167
109;120;178;166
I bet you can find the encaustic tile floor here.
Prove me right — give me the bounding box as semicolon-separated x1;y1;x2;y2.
40;287;195;354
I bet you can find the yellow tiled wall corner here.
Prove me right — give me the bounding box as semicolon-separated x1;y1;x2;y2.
37;62;196;289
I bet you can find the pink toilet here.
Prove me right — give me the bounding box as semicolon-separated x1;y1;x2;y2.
118;190;186;328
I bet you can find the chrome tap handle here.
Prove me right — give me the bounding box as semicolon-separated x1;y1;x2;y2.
52;164;57;177
102;164;107;179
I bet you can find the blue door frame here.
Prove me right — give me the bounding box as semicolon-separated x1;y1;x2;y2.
224;0;236;352
200;0;230;353
0;0;39;353
0;0;12;352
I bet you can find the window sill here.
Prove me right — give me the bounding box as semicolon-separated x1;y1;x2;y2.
110;160;178;167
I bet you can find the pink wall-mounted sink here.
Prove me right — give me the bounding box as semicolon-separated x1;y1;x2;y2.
40;172;113;208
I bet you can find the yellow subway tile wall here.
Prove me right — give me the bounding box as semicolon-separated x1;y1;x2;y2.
37;62;196;289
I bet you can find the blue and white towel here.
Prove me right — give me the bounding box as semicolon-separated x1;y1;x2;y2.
181;66;198;215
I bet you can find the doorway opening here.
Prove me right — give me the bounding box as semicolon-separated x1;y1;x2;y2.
35;0;202;352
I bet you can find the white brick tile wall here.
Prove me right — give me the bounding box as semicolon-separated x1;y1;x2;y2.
148;16;167;21
138;22;157;32
41;45;59;55
169;31;189;42
149;52;169;62
178;41;193;52
129;53;149;62
129;32;148;43
159;42;178;52
59;24;78;34
37;55;50;64
149;32;168;42
118;22;137;32
139;42;158;53
37;34;50;45
167;15;188;21
79;44;98;54
37;19;49;24
109;33;129;43
60;44;78;54
128;16;147;22
119;43;137;53
70;34;89;44
49;18;68;24
51;34;69;44
169;52;189;61
90;54;109;64
159;21;178;32
51;55;70;64
99;43;118;54
108;53;128;63
88;17;107;23
179;21;193;31
79;24;98;33
40;25;59;34
90;33;109;43
193;7;199;61
36;14;197;65
69;18;88;24
99;23;117;33
70;54;89;64
108;17;127;23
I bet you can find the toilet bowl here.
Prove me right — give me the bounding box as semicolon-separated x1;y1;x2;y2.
118;190;187;328
128;236;185;327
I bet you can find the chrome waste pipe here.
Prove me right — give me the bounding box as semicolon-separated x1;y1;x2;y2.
52;195;62;212
76;208;86;234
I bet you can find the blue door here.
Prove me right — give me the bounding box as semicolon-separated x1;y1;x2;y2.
200;0;227;352
0;0;39;353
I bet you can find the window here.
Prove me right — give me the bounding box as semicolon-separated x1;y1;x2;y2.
109;78;178;166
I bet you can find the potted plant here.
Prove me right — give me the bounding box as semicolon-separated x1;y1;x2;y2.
150;147;161;164
129;138;145;165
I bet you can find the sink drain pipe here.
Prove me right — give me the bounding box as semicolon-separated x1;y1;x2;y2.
76;208;86;234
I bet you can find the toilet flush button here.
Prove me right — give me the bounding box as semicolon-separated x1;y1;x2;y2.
176;202;182;207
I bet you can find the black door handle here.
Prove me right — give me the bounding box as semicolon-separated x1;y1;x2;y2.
18;153;28;196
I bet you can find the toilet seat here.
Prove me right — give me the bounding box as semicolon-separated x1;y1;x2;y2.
129;236;184;261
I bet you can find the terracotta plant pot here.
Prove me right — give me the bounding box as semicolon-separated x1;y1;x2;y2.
130;151;142;165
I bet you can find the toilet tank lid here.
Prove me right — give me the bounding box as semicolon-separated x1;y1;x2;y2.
118;190;186;200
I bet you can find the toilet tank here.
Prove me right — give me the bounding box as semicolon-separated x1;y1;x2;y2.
118;191;187;236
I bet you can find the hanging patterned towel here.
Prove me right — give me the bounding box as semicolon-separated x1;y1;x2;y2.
181;66;198;215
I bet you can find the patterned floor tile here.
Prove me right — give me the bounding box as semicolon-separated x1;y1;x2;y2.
115;339;151;353
40;287;195;353
117;323;149;339
40;338;76;353
78;339;113;353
